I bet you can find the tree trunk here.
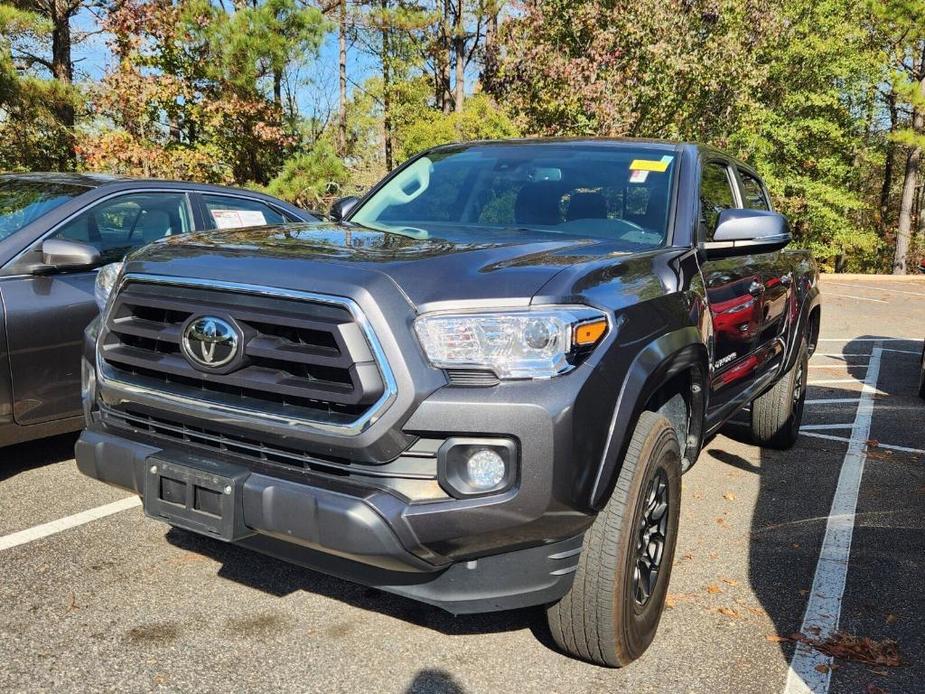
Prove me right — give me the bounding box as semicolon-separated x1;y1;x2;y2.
880;91;898;227
381;0;393;170
338;0;347;153
453;0;464;112
50;0;75;128
439;0;451;113
894;55;925;274
273;69;282;108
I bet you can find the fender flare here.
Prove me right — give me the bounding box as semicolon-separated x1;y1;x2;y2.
588;326;707;510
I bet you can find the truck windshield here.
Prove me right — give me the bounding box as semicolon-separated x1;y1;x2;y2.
0;178;86;242
350;144;677;249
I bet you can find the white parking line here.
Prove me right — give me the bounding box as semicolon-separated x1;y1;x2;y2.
825;293;888;303
806;378;863;386
784;343;883;694
0;496;141;552
825;282;925;299
805;398;861;405
801;423;854;431
818;338;920;342
801;431;925;456
808;362;867;368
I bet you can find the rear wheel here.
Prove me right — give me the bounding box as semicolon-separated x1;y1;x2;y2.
751;338;808;449
546;411;681;667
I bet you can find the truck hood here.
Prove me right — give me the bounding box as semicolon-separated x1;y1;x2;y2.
127;222;635;308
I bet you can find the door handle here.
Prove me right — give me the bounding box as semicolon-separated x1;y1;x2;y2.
748;281;766;296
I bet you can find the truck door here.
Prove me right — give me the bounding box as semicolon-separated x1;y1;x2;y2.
734;168;792;381
699;160;769;415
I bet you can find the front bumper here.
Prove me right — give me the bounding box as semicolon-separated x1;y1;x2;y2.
75;428;586;614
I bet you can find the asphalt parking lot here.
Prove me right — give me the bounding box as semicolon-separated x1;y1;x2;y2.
1;275;923;694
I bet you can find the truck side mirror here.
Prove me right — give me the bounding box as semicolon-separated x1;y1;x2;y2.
705;209;791;258
329;196;360;222
37;238;102;274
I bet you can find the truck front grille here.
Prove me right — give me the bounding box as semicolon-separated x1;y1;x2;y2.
98;277;396;434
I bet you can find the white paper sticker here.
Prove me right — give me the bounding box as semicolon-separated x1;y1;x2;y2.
211;209;267;229
629;169;649;183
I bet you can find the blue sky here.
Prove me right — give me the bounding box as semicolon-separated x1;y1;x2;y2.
70;7;379;119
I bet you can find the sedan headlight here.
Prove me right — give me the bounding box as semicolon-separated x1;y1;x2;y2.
94;261;123;311
414;306;610;379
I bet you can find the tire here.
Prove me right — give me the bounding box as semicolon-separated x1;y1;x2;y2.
546;411;681;667
751;338;808;450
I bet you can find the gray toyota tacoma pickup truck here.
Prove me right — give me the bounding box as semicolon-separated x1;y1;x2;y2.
77;139;820;667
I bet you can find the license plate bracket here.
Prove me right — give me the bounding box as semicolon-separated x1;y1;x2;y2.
143;457;253;542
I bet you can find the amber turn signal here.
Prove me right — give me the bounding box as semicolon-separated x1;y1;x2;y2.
573;319;608;346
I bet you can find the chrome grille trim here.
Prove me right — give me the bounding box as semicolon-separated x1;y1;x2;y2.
96;273;398;436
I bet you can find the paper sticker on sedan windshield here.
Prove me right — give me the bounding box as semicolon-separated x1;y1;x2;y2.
629;169;649;183
629;155;673;173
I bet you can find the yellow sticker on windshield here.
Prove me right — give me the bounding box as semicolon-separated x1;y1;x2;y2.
629;156;673;173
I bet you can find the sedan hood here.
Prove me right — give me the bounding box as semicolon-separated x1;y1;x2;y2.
127;222;632;308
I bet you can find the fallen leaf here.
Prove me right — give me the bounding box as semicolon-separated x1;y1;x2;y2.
866;685;888;694
766;634;789;642
866;439;879;448
814;664;830;674
709;552;718;560
707;584;723;594
792;543;801;549
791;631;903;668
682;553;694;561
722;577;739;587
716;516;728;526
723;491;736;501
717;607;739;619
799;589;809;596
885;613;897;625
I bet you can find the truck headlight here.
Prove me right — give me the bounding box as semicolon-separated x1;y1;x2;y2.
94;261;123;311
414;306;609;379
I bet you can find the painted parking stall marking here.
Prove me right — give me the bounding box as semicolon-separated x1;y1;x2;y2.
0;496;141;552
783;343;883;694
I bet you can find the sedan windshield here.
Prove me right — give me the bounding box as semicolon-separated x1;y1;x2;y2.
0;178;87;242
350;144;677;249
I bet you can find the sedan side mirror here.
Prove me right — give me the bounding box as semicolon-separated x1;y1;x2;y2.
705;209;791;258
329;196;359;222
38;238;102;273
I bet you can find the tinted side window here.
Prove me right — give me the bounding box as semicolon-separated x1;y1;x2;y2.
52;192;191;263
739;170;770;210
700;162;736;240
203;195;287;229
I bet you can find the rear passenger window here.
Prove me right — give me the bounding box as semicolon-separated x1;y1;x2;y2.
202;195;288;230
699;162;736;241
739;171;770;210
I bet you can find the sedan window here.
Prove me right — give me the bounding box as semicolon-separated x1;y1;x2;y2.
202;194;288;229
52;192;191;263
0;179;86;242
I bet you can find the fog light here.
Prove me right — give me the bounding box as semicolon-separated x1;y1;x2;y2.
466;449;506;490
437;437;518;498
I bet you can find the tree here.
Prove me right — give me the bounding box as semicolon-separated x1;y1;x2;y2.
0;3;78;169
873;0;925;273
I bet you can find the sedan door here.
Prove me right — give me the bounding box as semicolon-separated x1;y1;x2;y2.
1;190;193;425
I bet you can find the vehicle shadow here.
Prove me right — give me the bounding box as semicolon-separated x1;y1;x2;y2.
0;432;79;482
714;335;923;688
164;525;557;646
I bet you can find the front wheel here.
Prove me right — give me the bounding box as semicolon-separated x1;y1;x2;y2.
751;338;808;449
546;411;681;667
